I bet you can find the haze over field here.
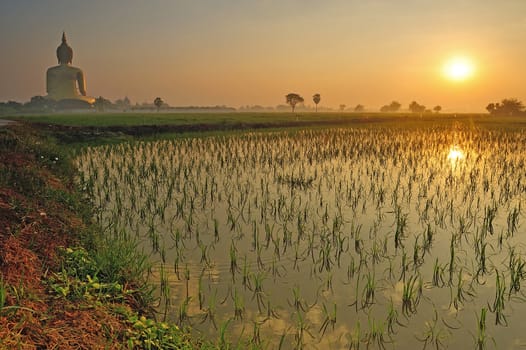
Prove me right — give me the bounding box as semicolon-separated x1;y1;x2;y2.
1;0;526;111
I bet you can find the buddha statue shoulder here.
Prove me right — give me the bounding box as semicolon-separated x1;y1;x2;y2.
46;33;95;104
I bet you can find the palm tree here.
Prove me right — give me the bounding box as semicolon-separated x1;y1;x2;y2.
313;93;321;112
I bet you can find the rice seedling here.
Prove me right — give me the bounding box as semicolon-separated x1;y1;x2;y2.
450;268;475;311
198;241;210;266
218;318;232;349
474;238;488;279
324;271;333;293
506;246;526;298
184;264;190;299
412;235;424;269
251;271;266;312
233;288;245;320
422;223;434;253
265;299;280;320
473;306;498;350
506;206;520;237
293;311;313;350
230;241;239;280
346;321;361;350
385;298;405;335
200;289;218;329
483;204;497;235
488;271;507;326
448;234;456;285
289;285;308;313
399;252;409;282
346;257;356;283
432;258;446;287
415;309;451;349
319;302;337;336
241;256;251;291
394;206;408;250
362;271;376;308
363;315;390;350
250;320;263;347
198;268;205;310
402;273;422;316
178;296;191;325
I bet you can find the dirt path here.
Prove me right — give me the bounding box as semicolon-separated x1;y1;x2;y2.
0;119;15;127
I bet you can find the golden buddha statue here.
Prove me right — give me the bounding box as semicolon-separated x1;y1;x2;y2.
46;33;95;104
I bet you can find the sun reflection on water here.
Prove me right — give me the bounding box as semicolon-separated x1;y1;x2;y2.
447;146;465;164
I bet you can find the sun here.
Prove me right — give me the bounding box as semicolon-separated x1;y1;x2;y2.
443;57;474;81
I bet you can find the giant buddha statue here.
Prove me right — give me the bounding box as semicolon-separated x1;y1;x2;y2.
46;33;95;105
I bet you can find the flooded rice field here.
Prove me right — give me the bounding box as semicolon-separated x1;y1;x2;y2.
76;126;526;349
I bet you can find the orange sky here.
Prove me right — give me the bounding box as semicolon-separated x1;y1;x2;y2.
1;0;525;111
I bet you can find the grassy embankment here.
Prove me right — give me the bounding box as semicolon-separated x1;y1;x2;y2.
0;124;218;349
10;111;526;144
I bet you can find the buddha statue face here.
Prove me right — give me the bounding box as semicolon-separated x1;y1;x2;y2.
56;32;73;64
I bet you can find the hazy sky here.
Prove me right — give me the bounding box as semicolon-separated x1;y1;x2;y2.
1;0;525;111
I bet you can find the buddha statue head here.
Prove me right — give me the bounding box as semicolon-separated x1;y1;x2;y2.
56;32;73;64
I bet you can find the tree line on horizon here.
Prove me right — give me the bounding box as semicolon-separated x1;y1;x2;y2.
284;93;526;116
0;95;235;113
0;94;525;116
285;93;443;114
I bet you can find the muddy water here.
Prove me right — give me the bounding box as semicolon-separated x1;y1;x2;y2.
77;127;526;349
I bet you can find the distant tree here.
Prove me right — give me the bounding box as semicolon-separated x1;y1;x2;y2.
486;98;524;116
312;93;321;112
285;93;304;113
94;97;104;112
486;103;496;114
380;101;401;113
28;95;46;106
354;104;365;112
0;100;22;113
339;104;346;112
276;104;290;111
94;96;112;112
154;97;164;112
6;101;22;109
25;96;54;111
433;105;442;113
391;101;401;112
409;101;426;113
115;96;131;111
499;98;523;116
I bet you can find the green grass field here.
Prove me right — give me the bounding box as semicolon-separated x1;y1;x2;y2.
9;112;347;126
7;111;502;127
